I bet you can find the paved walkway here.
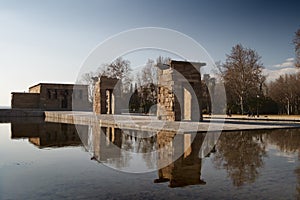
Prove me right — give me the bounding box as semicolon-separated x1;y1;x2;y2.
45;111;300;133
204;114;300;122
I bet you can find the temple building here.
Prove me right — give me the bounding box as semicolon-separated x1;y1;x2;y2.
11;83;91;111
157;60;205;121
93;76;121;114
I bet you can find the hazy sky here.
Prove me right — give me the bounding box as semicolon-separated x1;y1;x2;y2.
1;0;300;106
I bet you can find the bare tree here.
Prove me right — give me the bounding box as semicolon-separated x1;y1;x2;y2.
140;59;157;86
78;71;98;103
293;28;300;68
79;57;132;102
136;59;158;113
156;56;171;65
104;57;132;92
223;44;265;114
268;73;300;114
133;56;170;114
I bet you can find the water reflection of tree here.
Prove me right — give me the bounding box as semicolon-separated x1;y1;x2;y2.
213;131;266;187
266;129;300;199
267;128;300;199
266;129;300;153
297;150;300;199
295;166;300;199
122;130;157;169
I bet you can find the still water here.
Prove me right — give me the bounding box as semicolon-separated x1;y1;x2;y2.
0;118;300;200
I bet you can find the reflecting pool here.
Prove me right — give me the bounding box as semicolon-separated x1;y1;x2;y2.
1;118;300;199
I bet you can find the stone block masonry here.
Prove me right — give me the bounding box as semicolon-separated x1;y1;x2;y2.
11;83;91;111
157;60;205;122
93;76;121;114
11;92;40;109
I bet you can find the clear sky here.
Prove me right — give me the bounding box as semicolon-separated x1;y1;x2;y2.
0;0;300;106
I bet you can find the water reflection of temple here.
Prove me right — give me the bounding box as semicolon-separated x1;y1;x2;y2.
154;132;206;187
87;128;300;191
90;126;123;162
11;120;86;148
87;125;157;168
86;124;207;187
10;118;300;191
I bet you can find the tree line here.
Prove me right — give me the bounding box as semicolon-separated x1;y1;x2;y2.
218;28;300;115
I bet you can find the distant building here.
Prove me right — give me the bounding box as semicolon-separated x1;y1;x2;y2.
11;83;91;111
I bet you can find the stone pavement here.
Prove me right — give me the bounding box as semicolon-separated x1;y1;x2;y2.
45;111;300;133
204;114;300;121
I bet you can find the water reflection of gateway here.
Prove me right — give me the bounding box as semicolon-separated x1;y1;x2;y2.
155;132;206;187
87;126;157;168
86;124;208;187
11;121;86;148
90;126;123;163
